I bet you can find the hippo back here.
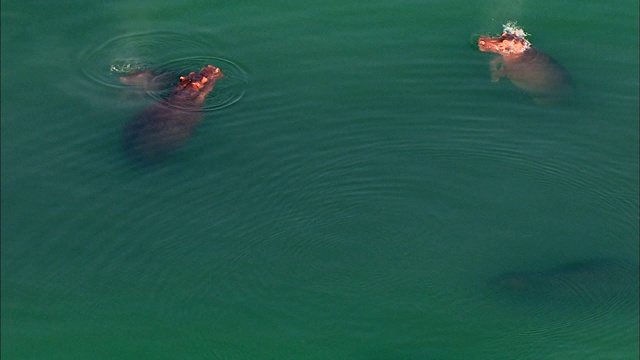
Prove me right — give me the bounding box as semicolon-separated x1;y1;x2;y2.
502;47;573;104
489;259;639;304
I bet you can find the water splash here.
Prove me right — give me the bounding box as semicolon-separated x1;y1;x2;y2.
109;59;147;74
503;21;529;39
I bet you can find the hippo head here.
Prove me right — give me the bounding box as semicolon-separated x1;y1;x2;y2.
119;70;178;92
119;70;156;86
171;65;225;104
478;32;531;55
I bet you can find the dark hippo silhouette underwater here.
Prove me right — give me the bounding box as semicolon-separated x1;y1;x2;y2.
489;259;639;304
478;25;573;105
121;65;224;162
119;69;178;92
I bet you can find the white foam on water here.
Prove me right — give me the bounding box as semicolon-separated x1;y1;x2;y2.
109;60;146;74
501;21;532;52
503;21;529;39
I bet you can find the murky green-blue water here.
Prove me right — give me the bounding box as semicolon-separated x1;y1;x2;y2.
2;0;638;359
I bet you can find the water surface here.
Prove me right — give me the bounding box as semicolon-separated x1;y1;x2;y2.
2;0;638;359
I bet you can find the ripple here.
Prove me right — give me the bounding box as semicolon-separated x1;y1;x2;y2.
487;259;639;321
478;260;638;360
79;31;249;110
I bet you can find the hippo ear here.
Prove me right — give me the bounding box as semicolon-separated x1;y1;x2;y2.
177;76;190;89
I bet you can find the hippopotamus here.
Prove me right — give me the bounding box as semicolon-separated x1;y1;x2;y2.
489;259;639;303
121;65;224;162
119;69;178;92
478;31;573;105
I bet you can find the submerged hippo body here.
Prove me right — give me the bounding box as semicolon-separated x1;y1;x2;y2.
119;69;179;92
490;259;639;303
478;32;573;105
122;65;224;162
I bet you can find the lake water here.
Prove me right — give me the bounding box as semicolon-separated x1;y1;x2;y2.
2;0;638;359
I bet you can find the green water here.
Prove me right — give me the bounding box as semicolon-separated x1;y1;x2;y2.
2;0;638;359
